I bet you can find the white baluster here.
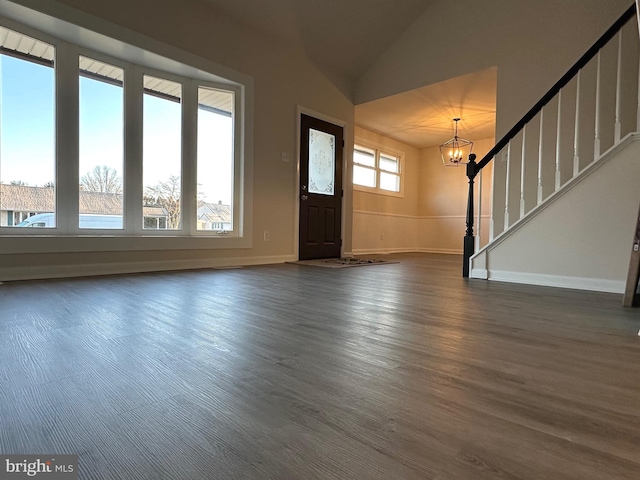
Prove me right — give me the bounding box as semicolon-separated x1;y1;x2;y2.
615;31;623;143
594;51;602;159
537;109;544;205
504;143;512;231
489;152;496;242
520;126;527;218
637;44;640;130
476;168;482;251
574;70;581;176
555;90;562;191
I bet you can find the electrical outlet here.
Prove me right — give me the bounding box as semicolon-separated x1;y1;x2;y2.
380;233;384;241
263;230;270;241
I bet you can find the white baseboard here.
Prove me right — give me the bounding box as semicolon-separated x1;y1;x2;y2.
352;247;462;255
488;270;625;294
417;248;463;255
352;247;420;255
0;254;296;282
470;268;488;279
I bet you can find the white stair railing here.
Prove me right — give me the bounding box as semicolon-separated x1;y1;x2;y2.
468;5;639;262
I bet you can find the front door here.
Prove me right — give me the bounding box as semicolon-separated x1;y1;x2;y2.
299;114;343;260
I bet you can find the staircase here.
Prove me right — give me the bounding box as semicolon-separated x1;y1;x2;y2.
465;4;640;293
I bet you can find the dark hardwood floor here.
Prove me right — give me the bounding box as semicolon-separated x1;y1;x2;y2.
1;253;639;479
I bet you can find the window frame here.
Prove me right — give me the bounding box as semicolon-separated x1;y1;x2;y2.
77;50;127;233
193;82;237;236
140;67;186;235
353;139;404;198
0;8;250;252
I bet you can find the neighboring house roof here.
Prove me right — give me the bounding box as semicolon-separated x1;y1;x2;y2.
143;206;168;217
197;201;231;223
79;190;122;215
0;184;54;212
0;184;168;217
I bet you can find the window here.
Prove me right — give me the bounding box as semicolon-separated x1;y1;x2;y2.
353;143;402;195
379;153;401;192
0;15;245;241
143;75;182;230
196;86;234;232
79;56;124;229
0;28;55;227
353;146;376;188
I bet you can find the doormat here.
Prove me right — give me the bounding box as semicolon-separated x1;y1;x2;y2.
287;258;398;268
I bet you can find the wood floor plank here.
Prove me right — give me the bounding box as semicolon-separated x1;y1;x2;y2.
0;253;639;479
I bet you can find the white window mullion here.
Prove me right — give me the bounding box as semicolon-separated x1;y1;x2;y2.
232;86;242;235
56;40;79;234
125;64;143;235
376;150;381;189
182;80;197;235
141;71;183;233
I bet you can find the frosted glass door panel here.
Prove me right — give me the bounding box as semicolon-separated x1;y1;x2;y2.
308;128;335;195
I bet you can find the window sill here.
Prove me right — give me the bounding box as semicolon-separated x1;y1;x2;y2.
353;185;404;198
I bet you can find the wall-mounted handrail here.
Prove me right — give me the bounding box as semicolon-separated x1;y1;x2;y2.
476;4;636;171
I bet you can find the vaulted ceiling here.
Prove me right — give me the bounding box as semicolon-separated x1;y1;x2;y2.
202;0;497;148
202;0;435;86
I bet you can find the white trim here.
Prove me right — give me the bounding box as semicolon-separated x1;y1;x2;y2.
0;0;252;87
418;248;462;255
353;210;491;221
353;247;419;255
183;79;198;236
353;210;417;219
471;268;489;279
0;254;295;282
125;64;144;235
353;182;403;198
419;214;491;220
57;39;80;232
487;270;626;294
419;214;465;219
0;235;255;255
353;247;462;255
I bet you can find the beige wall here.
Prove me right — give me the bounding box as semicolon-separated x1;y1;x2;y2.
352;130;494;255
352;127;420;253
355;0;631;136
0;0;355;280
352;126;420;217
418;138;494;254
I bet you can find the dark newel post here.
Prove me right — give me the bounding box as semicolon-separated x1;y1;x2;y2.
463;154;478;277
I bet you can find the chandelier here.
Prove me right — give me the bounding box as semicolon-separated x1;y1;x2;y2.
439;118;473;166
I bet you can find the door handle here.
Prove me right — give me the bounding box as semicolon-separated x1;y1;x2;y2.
301;195;308;201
